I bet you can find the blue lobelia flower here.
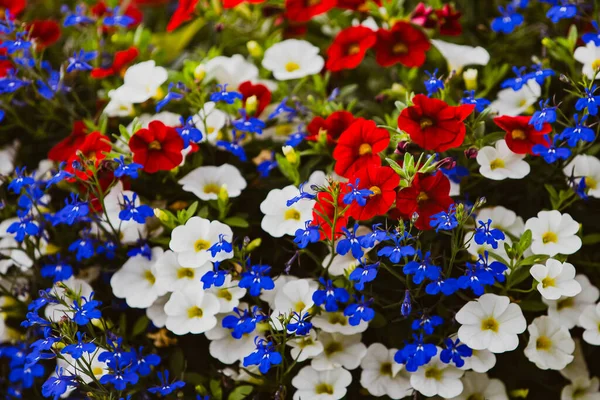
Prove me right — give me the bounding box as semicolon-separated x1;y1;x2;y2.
52;193;90;226
425;277;459;296
7;212;39;242
222;306;265;339
357;223;388;248
66;50;97;73
118;193;154;224
400;290;412;317
532;136;571;163
294;221;321;249
239;264;275;296
257;156;278;178
457;262;495;296
127;240;152;259
208;234;233;257
461;90;490;112
47;162;74;186
546;0;577;23
286;125;305;147
491;5;523;34
268;97;297;121
394;334;438;372
529;100;556;130
583;21;600;45
155;83;184;112
344;296;375;326
343;178;373;206
348;259;379;291
403;251;442;284
473;219;505;249
103;6;135;27
411;314;444;335
233;109;266;134
41;254;73;282
424;69;444;95
287;312;313;335
524;63;555;85
477;251;508;282
336;224;364;259
501;66;529;91
63;5;94;27
131;347;161;377
99;359;139;391
210;84;243;104
0;32;32;54
72;293;102;325
377;232;416;264
440;338;472;367
429;204;458;232
176;116;203;148
575;86;600;116
0;73;28;94
36;69;61;100
287;181;317;206
243;338;282;373
200;263;228;289
148;370;185;396
42;367;77;399
312;277;350;312
61;332;97;359
8;167;34;194
216;131;247;161
114;156;143;179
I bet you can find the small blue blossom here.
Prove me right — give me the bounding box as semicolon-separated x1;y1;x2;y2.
103;7;136;27
132;348;161;377
99;360;139;391
343;178;373;206
357;223;388;248
286;181;316;206
424;69;444;95
287;312;313;335
377;232;416;263
429;204;458;232
575;86;600;116
285;125;305;147
72;293;102;325
118;193;154;224
37;69;61;100
216;131;247;161
394;334;437;372
0;73;28;94
208;234;233;257
63;5;94;27
31;328;60;353
41;254;74;282
210;84;243;104
312;278;350;312
62;332;97;359
66;50;97;73
257;156;278;178
440;338;472;367
176;117;203;148
400;290;412;317
239;264;275;296
8;167;34;194
532;136;571;163
97;241;117;260
491;5;523;33
478;251;508;283
348;259;379;291
233;109;266;134
243;338;282;373
524;63;555;85
294;221;321;248
473;219;505;249
457;262;495;296
200;263;228;289
501;66;528;91
344;296;375;326
7;212;39;242
155;83;184;112
53;193;89;226
582;21;600;45
411;314;444;335
336;224;364;259
47;163;74;186
42;367;77;399
148;370;185;396
114;156;143;179
222;306;265;339
461;90;490;112
9;362;45;388
425;277;459;296
529;100;557;130
403;251;442;284
0;32;32;54
127;240;152;259
268;97;297;121
546;0;577;23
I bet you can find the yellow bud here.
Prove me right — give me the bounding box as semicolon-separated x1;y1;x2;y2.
246;238;262;252
194;64;206;81
218;184;229;203
53;342;66;351
391;83;406;95
247;40;263;58
45;243;61;256
153;86;165;101
246;95;258;115
282;145;298;164
154;208;170;223
463;68;478;91
92;318;111;331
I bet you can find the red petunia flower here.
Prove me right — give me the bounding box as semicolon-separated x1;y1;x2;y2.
0;0;25;17
333;118;390;178
223;0;265;8
348;165;400;221
436;4;462;36
397;94;474;152
306;110;356;144
167;0;199;31
27;20;61;49
129;121;184;174
312;183;349;241
493;115;551;155
48;121;89;162
91;46;139;79
285;0;336;22
92;1;142;28
395;171;453;230
336;0;380;11
326;26;376;72
238;81;272;117
411;2;437;28
0;58;13;78
66;131;112;180
374;21;430;68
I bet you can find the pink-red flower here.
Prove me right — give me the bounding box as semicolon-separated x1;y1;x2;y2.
238;81;272;117
348;165;400;221
436;4;462;36
306;110;356;144
410;2;436;28
48;121;88;162
27;20;61;49
129;121;184;173
326;26;376;72
65;131;112;180
333;118;389;178
285;0;336;22
397;94;474;152
91;47;139;79
493;115;551;155
0;0;25;17
167;0;198;31
374;21;430;68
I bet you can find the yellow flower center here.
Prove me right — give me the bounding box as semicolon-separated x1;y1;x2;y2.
536;335;552;350
393;42;408;54
275;124;295;137
285;61;301;72
490;158;505;170
557;297;574;310
217;289;232;301
324;341;343;356
294;301;306;313
347;44;361;55
144;270;156;285
284;208;301;221
92;366;104;377
592;59;600;70
315;383;334;395
541;276;556;288
467;394;485;400
380;362;393;376
417;191;429;203
358;143;372;155
203;183;221;195
419;117;434;129
148;140;162;150
369;186;381;196
542;231;558;244
424;366;443;380
187;306;203;319
480;317;499;332
207;126;215;134
511;129;526;140
585;176;597;190
177;268;195;279
194;239;211;252
297;337;314;348
328;313;348;325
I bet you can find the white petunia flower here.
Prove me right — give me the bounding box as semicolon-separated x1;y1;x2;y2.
312;310;369;335
55;350;109;397
477;139;530;180
193;102;228;143
104;89;134;117
449;371;508;400
147;294;170;328
98;182;147;244
563;155;600;198
178;164;247;201
262;39;325;81
410;350;465;398
205;307;262;364
204;54;259;88
153;250;210;293
45;277;93;322
574;41;600;80
0;140;18;177
260;275;298;308
271;279;318;321
525;210;582;256
456;293;526;353
562;377;600;400
0;236;33;274
560;338;590;382
311;332;367;371
490;81;541;116
360;343;412;399
322;252;360;277
579;303;600;345
476;206;524;237
544;275;600;329
530;259;581;300
127;111;182;131
169;216;234;267
292;366;352;400
206;274;246;313
460;349;496;373
112;60;168;104
431;39;489;73
111;247;166;308
164;286;220;335
524;316;575;370
287;330;324;362
260;185;315;237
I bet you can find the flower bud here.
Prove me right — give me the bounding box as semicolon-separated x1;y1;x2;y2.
282;145;298;164
214;23;224;32
193;64;206;82
462;68;478;91
411;212;419;224
246;238;262;252
247;40;263;58
436;157;456;170
400;290;412;317
391;83;406;95
464;147;478;159
218;184;229;203
246;95;258;115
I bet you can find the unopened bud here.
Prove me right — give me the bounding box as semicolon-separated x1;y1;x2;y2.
411;212;419;224
214;23;224;32
374;93;386;103
246;238;262;252
247;40;263;58
218;185;229;202
391;83;406;95
246;95;258;115
193;64;206;81
400;290;411;317
395;141;410;156
462;68;478;91
154;208;169;223
282;145;298;164
476;196;487;208
436;157;456;170
559;74;569;83
464;147;478;159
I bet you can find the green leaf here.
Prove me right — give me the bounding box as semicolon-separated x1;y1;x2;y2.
131;316;149;337
184;372;207;386
186;201;199;220
169;348;186;378
210;379;223;400
275;153;300;185
152;18;205;63
517;229;532;254
228;385;254;400
518;300;548;312
509;265;532;287
583;233;600;245
224;216;249;228
385;157;403;176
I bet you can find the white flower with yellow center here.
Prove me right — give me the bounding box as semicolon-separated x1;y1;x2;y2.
153;250;210;293
360;343;412;399
262;39;325;81
260;185;315;238
204;54;259;88
164;286;220;335
525;210;582;256
450;371;508;400
410;350;465;398
178;164;247;201
104;89;134;117
147;294;169;328
431;39;489;73
563;155;600;199
127;111;182;131
205;306;262;364
477;139;530;181
111;247;166;309
0;236;33;274
311;332;367;371
456;293;526;353
169;216;234;267
44;277;93;322
260;275;298;307
207;274;246;313
271;279;318;320
287;330;324;362
97;182;147;245
574;41;600;80
54;350;109;397
530;258;582;300
490;81;541;116
193;102;228;143
543;274;600;329
475;206;524;237
292;366;352;400
524;316;575;370
579;303;600;345
459;349;496;373
562;377;600;400
312;310;369;335
111;60;168;104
